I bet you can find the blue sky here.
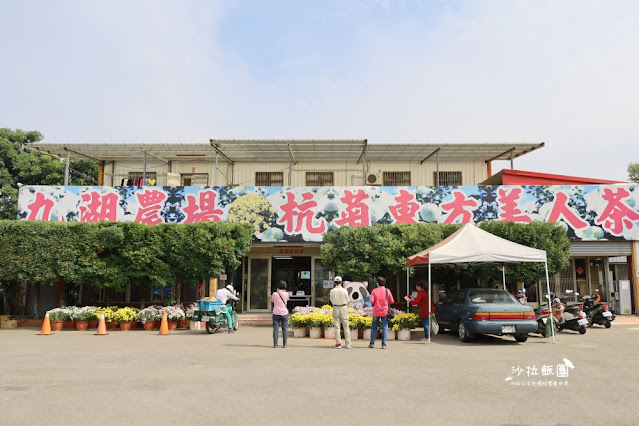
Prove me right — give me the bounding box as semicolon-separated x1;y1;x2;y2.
1;0;638;180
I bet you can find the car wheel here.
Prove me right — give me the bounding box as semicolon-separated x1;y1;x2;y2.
578;326;587;335
604;319;611;329
514;334;528;343
458;321;472;343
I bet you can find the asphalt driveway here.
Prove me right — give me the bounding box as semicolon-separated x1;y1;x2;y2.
1;322;638;425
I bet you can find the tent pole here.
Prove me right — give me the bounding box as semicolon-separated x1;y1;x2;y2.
502;265;506;291
406;267;410;312
545;260;555;343
428;262;432;344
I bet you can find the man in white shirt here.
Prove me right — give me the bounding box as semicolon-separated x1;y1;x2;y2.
329;276;351;349
215;285;240;333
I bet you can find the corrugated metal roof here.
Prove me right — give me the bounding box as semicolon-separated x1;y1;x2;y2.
28;140;545;163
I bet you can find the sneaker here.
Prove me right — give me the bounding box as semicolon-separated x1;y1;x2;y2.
228;329;235;334
283;345;287;348
382;344;387;349
273;345;278;348
420;338;428;342
368;343;374;348
335;344;342;349
345;344;352;349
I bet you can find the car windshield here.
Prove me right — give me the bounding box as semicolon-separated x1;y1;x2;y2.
468;290;518;304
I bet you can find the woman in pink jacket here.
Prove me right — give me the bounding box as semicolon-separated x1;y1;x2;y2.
369;276;394;349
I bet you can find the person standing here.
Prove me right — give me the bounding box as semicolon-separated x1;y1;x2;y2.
404;281;435;341
369;276;394;349
215;284;240;333
271;281;289;348
329;276;351;349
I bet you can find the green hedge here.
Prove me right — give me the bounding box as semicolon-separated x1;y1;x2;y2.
0;220;253;290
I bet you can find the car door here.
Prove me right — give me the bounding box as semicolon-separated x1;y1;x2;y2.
449;291;466;327
436;299;452;327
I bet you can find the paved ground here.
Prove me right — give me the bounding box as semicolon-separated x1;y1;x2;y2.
2;319;639;426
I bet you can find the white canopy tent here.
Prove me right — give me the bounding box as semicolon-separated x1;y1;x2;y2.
406;223;555;343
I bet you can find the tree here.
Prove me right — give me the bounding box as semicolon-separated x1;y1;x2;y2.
320;222;571;289
0;128;98;220
628;162;639;183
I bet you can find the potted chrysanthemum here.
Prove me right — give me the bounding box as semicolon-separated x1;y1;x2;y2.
289;313;309;337
361;315;373;340
113;307;138;331
307;312;325;339
71;306;96;331
136;306;161;330
161;305;186;330
391;313;419;341
48;308;68;331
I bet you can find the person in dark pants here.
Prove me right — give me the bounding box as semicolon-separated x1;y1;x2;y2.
271;281;290;348
405;281;435;341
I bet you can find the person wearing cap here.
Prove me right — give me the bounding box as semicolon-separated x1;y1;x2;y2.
330;276;351;349
215;284;240;333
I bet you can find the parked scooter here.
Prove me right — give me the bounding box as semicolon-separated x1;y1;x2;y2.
560;303;588;334
582;293;615;328
533;305;554;337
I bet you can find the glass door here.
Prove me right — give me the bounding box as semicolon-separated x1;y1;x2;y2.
248;257;271;312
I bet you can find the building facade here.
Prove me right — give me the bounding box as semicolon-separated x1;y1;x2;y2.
22;140;637;315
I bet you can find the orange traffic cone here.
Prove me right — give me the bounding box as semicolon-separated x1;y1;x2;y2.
39;311;53;335
159;310;169;335
95;313;108;335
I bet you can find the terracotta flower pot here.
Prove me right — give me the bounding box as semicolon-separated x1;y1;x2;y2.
51;321;64;331
143;321;154;331
129;321;138;329
153;320;161;329
75;320;89;331
63;320;75;330
119;321;133;331
168;321;178;330
106;321;117;330
177;320;187;329
88;319;98;329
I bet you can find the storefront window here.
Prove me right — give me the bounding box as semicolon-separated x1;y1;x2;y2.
314;259;331;307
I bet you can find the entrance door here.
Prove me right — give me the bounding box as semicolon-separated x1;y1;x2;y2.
248;257;271;312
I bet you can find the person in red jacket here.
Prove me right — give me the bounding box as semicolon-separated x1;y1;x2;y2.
405;281;435;341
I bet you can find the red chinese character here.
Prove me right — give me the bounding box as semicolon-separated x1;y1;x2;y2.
595;187;639;235
135;189;167;225
441;190;479;224
277;192;326;234
183;190;223;223
79;191;118;222
27;193;54;221
334;189;371;227
546;192;588;230
389;189;419;224
497;188;531;222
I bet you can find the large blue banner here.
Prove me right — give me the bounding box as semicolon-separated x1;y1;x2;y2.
18;184;639;242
